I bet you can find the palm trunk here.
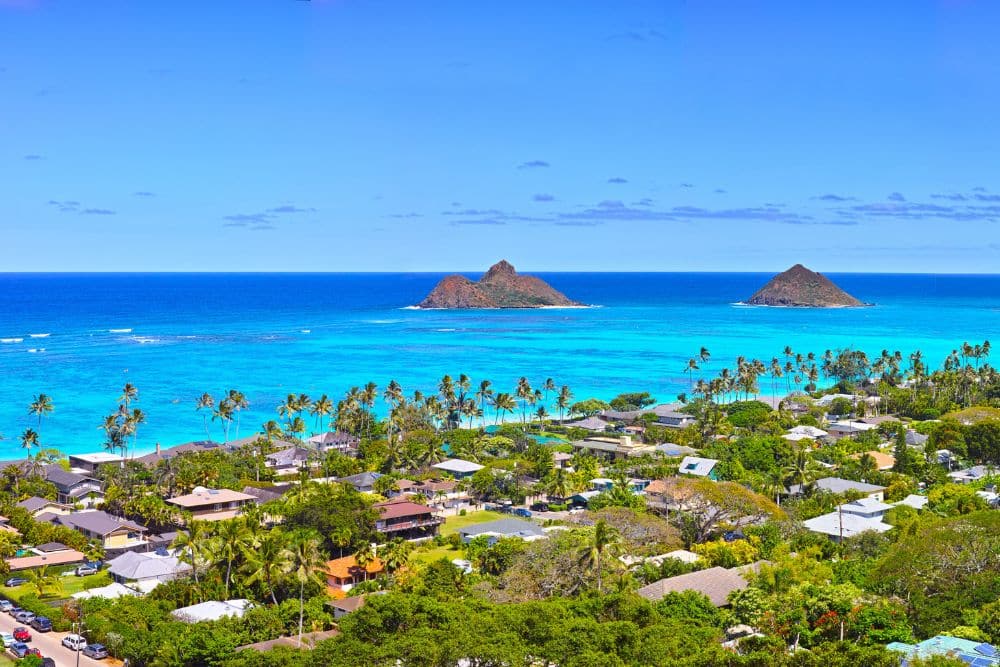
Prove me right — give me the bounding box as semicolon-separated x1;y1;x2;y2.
298;581;305;647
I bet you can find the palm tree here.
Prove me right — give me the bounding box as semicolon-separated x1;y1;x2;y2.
699;347;711;365
214;519;252;597
25;564;61;598
556;385;573;423
542;378;556;406
382;539;410;577
285;534;326;647
353;542;378;582
228;389;249;440
196;393;215;439
515;377;533;424
685;358;699;390
578;519;622;594
475;380;494;416
19;428;39;461
243;531;291;605
28;394;54;437
213;398;235;443
493;392;516;425
783;444;819;496
172;521;209;588
310;394;334;434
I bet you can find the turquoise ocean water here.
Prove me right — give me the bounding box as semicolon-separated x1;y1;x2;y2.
0;272;997;457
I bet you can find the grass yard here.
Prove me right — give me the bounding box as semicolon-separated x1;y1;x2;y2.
2;571;110;604
441;510;507;535
412;544;462;565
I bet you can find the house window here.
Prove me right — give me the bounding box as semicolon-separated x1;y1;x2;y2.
684;463;698;471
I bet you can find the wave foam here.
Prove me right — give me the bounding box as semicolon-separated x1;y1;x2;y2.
29;333;50;338
1;338;24;343
108;328;133;333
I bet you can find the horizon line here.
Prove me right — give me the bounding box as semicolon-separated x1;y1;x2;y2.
1;270;999;276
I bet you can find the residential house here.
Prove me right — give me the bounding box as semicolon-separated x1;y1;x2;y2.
893;494;929;510
457;518;546;544
325;555;385;593
67;452;125;474
650;405;696;429
38;510;148;553
563;416;610;432
678;456;719;480
788;477;885;500
552;451;574;470
570;435;656;461
905;429;929;448
589;478;648;493
782;425;829;442
17;496;71;517
373;500;443;540
887;636;999;665
948;465;992;484
44;466;103;507
107;550;192;593
654;443;698;458
431;458;484;480
803;497;894;541
826;421;879;439
171;599;252;623
135;440;222;467
307;431;361;455
5;543;86;571
338;471;383;493
264;446;314;476
637;565;757;607
241;485;288;505
327;595;367;619
848;451;896;471
166;487;255;521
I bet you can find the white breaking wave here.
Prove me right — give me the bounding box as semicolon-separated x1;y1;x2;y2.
1;338;24;343
29;333;50;338
108;328;133;333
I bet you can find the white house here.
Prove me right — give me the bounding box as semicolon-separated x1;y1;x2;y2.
172;599;252;623
677;456;719;480
803;497;894;541
783;425;828;442
431;458;484;479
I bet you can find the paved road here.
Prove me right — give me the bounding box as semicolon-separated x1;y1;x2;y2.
0;602;109;667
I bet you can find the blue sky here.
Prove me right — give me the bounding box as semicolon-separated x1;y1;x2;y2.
2;0;998;272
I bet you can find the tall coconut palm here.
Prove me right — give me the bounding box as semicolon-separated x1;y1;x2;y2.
284;534;327;646
542;378;556;406
578;519;622;594
515;377;533;424
228;389;249;440
475;380;494;415
19;428;39;462
28;394;54;437
353;542;378;582
214;519;252;597
381;539;410;577
310;394;334;434
243;531;291;605
196;393;215;439
173;521;210;588
556;385;573;423
685;358;699;390
699;346;711;365
493;392;517;425
214;398;235;443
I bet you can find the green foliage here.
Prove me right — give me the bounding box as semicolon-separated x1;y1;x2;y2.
725;400;774;429
927;483;990;515
569;398;609;416
608;392;656;411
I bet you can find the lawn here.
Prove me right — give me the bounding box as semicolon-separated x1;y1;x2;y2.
412;544;462;565
2;571;109;604
441;510;507;535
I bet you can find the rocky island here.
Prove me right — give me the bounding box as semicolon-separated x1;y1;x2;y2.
417;260;584;308
745;264;871;307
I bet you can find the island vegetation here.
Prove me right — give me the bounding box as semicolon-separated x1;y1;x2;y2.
0;339;995;665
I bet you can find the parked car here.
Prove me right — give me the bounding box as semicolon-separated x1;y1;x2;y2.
75;564;99;577
14;610;35;623
513;508;533;518
62;633;87;651
31;616;52;632
82;643;110;659
7;606;23;617
12;627;30;642
4;577;27;588
567;506;586;514
41;658;56;667
0;600;12;612
8;641;30;658
0;632;14;647
529;502;549;512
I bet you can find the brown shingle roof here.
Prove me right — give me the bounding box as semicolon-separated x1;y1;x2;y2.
375;501;434;520
637;566;749;606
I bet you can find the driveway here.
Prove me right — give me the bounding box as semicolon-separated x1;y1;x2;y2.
0;604;109;667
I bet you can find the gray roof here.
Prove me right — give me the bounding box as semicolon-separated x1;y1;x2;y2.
44;465;94;490
36;542;70;553
338;472;382;489
655;443;698;457
565;416;611;431
265;446;312;467
107;551;190;580
790;477;885;495
905;430;929;446
637;566;750;606
45;510;146;536
241;486;287;503
17;496;65;513
307;431;360;447
136;440;222;466
458;518;545;539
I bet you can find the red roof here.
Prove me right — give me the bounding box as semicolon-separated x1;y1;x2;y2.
376;501;434;520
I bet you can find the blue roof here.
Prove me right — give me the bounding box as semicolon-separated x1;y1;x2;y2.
888;637;999;666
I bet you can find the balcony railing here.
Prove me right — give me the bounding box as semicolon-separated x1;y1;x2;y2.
376;517;445;532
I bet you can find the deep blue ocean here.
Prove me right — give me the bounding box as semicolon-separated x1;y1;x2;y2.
1;272;997;457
